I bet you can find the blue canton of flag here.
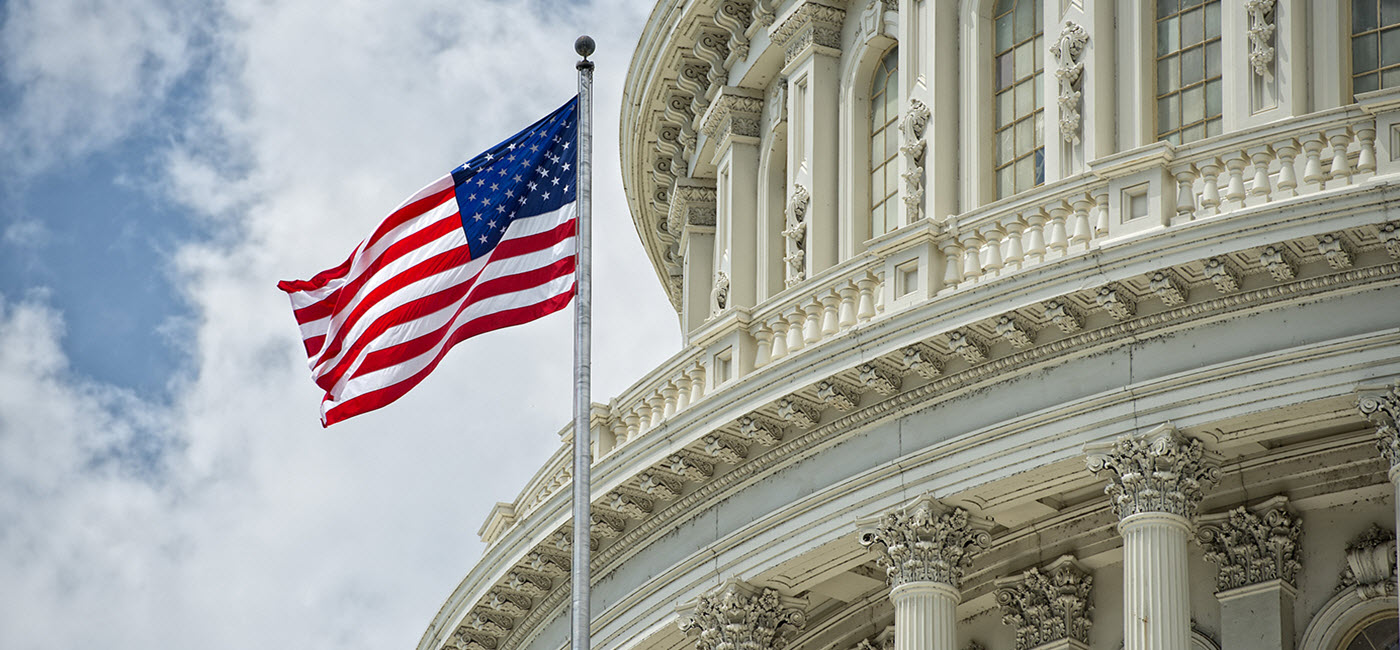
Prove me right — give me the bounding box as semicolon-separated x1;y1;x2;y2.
452;99;578;259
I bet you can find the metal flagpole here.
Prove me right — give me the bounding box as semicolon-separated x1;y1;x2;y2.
571;34;595;650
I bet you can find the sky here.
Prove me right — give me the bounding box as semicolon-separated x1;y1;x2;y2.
0;1;680;648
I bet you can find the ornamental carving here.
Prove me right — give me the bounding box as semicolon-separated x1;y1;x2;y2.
1379;222;1400;259
1197;498;1301;592
1085;426;1221;522
995;556;1094;650
900;98;931;223
1245;0;1276;77
715;0;756;67
858;496;992;588
701;92;764;144
1318;233;1355;269
776;397;819;428
784;185;810;287
677;580;807;650
769;2;846;65
1259;245;1297;281
711;270;731;315
768;80;787;132
1095;285;1136;321
901;345;942;379
995;315;1035;349
738;414;784;446
1149;270;1189;306
816;379;858;411
669;183;717;236
1203;256;1242;293
947;330;988;365
1050;21;1089;143
851;627;895;650
1042;299;1083;334
1340;524;1396;599
857;362;901;395
1358;382;1400;471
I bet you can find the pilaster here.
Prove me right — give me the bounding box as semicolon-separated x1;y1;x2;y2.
677;578;807;650
703;88;764;312
994;555;1093;650
1085;425;1221;650
1198;496;1301;650
674;181;718;334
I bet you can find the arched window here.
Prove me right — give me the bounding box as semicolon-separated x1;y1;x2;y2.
1352;1;1400;94
1341;613;1399;650
1156;0;1222;144
870;47;899;238
993;0;1044;199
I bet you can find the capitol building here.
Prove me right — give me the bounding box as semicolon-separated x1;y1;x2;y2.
420;1;1400;649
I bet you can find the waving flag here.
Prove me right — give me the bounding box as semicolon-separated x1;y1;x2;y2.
279;97;579;426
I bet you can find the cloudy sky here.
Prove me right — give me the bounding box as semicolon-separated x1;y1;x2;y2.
0;1;679;648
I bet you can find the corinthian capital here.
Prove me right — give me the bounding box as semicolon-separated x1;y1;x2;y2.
1084;425;1221;522
857;496;992;588
1358;382;1400;476
1197;496;1301;592
994;555;1093;650
678;579;807;650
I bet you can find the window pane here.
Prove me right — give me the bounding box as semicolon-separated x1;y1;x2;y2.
1181;8;1204;46
998;166;1013;197
1158;0;1178;19
999;126;1015;162
1182;84;1204;124
1182;46;1205;85
997;52;1014;89
1035;35;1044;70
1183;0;1204;6
1016;118;1033;155
996;12;1014;48
1383;27;1400;67
1159;95;1178;131
1357;0;1379;33
1205;78;1222;117
885;126;898;159
1205;1;1221;38
1357;71;1381;93
1016;80;1034;114
1158;55;1179;95
1384;0;1400;27
1384;66;1400;88
1158;16;1179;56
1357;32;1380;72
1206;117;1221;137
872;130;884;162
1015;2;1036;42
1035;112;1044;148
1016;41;1034;77
885;84;898;119
998;90;1014;125
1016;155;1034;192
1205;40;1221;78
1034;148;1044;185
996;0;1015;15
1035;71;1044;109
886;162;898;193
1182;122;1205;143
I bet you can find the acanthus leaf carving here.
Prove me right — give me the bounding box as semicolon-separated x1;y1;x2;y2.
947;330;989;365
769;3;846;65
1259;244;1298;281
738;414;784;446
815;379;859;411
857;362;902;395
1197;498;1302;592
677;579;807;650
776;396;820;428
1204;256;1243;293
1358;381;1400;473
1340;524;1397;599
1085;426;1221;522
638;471;683;500
901;345;943;379
1378;222;1400;259
1318;232;1355;269
1050;21;1089;143
995;315;1035;349
715;0;755;67
666;451;715;481
1095;285;1136;321
858;496;992;588
1043;298;1083;333
1149;270;1190;306
994;556;1094;650
701;433;749;464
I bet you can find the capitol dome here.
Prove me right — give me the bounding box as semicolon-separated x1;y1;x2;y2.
421;2;1400;650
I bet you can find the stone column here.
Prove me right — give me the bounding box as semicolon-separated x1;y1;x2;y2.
771;2;844;275
672;181;717;334
1358;381;1400;621
678;578;807;650
1197;496;1301;650
994;555;1093;650
858;496;992;650
701;88;763;312
1085;426;1221;650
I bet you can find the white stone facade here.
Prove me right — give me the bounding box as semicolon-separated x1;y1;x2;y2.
420;2;1400;650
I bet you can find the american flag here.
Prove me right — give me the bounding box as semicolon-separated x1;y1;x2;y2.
279;97;580;426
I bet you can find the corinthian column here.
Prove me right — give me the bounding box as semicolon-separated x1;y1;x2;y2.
1085;425;1221;650
1358;381;1400;622
858;496;992;650
677;579;807;650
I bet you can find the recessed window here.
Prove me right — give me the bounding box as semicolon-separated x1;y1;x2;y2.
993;0;1045;198
871;47;899;238
1341;613;1399;650
1353;0;1400;94
714;348;733;384
1156;0;1222;144
896;260;919;297
1123;184;1149;221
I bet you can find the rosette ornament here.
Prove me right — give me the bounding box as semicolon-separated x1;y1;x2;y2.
858;496;992;588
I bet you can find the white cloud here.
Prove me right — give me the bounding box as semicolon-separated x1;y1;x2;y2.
2;216;47;249
0;1;680;650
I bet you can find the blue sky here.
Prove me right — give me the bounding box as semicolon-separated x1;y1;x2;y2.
0;1;678;648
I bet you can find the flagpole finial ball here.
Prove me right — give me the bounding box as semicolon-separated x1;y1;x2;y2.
575;35;596;59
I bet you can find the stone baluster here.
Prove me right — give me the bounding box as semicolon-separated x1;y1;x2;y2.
1197;497;1302;650
1299;133;1327;189
688;363;706;403
1070;196;1093;251
802;298;822;344
769;316;789;360
648;394;665;428
662;383;679;419
838;282;859;329
752;321;773;368
981;226;1005;278
1358;381;1400;623
859;496;992;650
1003;219;1025;272
1357;123;1377;173
624;412;640;442
1046;204;1070;258
609;416;629;451
636;401;653;435
1093;191;1109;237
1327;127;1354;181
1198;159;1222;214
857;273;878;322
678;579;806;650
1085;426;1221;650
961;233;984;283
1274;138;1299;197
940;238;964;291
1222;151;1248;208
785;309;806;352
874;272;885;315
820;291;841;336
1024;213;1047;264
1175;167;1198;219
1247;145;1273;199
674;377;691;412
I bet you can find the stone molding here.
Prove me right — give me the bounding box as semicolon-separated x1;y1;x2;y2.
1084;425;1221;522
858;496;992;588
1245;0;1276;77
1357;381;1400;476
769;2;845;65
1197;496;1302;592
677;579;807;650
1340;524;1397;599
994;555;1093;650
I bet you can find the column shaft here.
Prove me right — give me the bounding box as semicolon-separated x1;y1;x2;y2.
892;582;959;650
1120;512;1192;650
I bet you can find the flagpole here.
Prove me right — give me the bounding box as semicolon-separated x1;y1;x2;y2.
571;34;595;650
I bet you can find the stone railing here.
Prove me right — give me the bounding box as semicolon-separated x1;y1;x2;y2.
747;258;886;368
597;347;708;459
